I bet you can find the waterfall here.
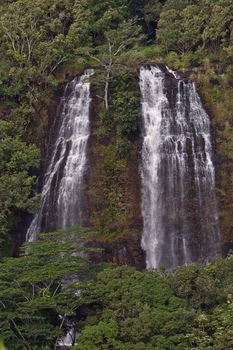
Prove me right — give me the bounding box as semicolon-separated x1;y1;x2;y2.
26;69;93;242
140;65;220;269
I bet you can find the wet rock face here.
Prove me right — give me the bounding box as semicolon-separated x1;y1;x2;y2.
21;64;230;269
10;87;63;256
26;71;94;241
198;76;233;256
84;85;145;269
215;160;233;249
89;236;146;270
20;70;144;267
140;64;220;269
104;237;146;270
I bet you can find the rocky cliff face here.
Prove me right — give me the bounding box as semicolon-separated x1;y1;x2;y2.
21;64;233;268
140;64;220;269
84;65;230;269
217;161;233;256
85;88;145;269
85;65;233;267
198;76;233;256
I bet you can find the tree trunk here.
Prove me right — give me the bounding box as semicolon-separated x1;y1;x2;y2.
104;41;113;111
104;68;111;110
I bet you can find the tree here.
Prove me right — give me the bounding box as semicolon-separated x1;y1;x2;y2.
0;340;6;350
89;18;143;110
0;0;75;72
0;120;39;245
0;0;84;250
0;226;95;350
156;8;181;53
72;0;143;110
128;0;163;40
157;4;202;54
74;266;191;349
200;0;233;51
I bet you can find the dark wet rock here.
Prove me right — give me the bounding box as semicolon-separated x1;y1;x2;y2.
190;60;201;68
209;77;220;86
213;62;226;75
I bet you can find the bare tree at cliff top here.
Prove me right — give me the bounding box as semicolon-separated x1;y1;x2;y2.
87;18;143;110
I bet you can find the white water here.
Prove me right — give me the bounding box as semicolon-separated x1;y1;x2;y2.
57;322;76;348
140;65;220;269
26;70;93;241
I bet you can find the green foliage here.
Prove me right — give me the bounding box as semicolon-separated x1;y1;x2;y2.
0;0;93;248
98;72;140;144
80;1;143;110
0;0;144;250
0;340;6;350
89;142;129;236
71;255;233;349
157;0;233;54
109;73;140;138
0;0;79;100
2;251;233;349
88;71;141;239
74;266;191;350
157;4;202;54
0;226;94;350
129;45;164;63
0;1;233;348
199;77;233;159
0;120;39;243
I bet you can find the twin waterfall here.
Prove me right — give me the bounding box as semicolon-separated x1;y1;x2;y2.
140;65;219;269
26;70;93;241
27;65;220;269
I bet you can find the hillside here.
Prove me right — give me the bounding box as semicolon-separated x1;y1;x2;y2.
0;0;233;349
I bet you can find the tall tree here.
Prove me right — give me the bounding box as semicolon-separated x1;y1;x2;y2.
89;19;143;110
72;0;143;109
0;120;39;246
157;4;202;53
0;226;95;350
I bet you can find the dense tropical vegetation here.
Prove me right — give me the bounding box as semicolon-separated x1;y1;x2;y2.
2;234;233;349
1;0;233;249
0;226;100;349
0;0;233;249
0;0;233;348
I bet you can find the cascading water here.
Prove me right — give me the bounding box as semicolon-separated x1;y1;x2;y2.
26;69;93;242
140;64;220;269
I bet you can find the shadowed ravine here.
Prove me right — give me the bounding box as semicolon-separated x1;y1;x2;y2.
140;64;221;269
